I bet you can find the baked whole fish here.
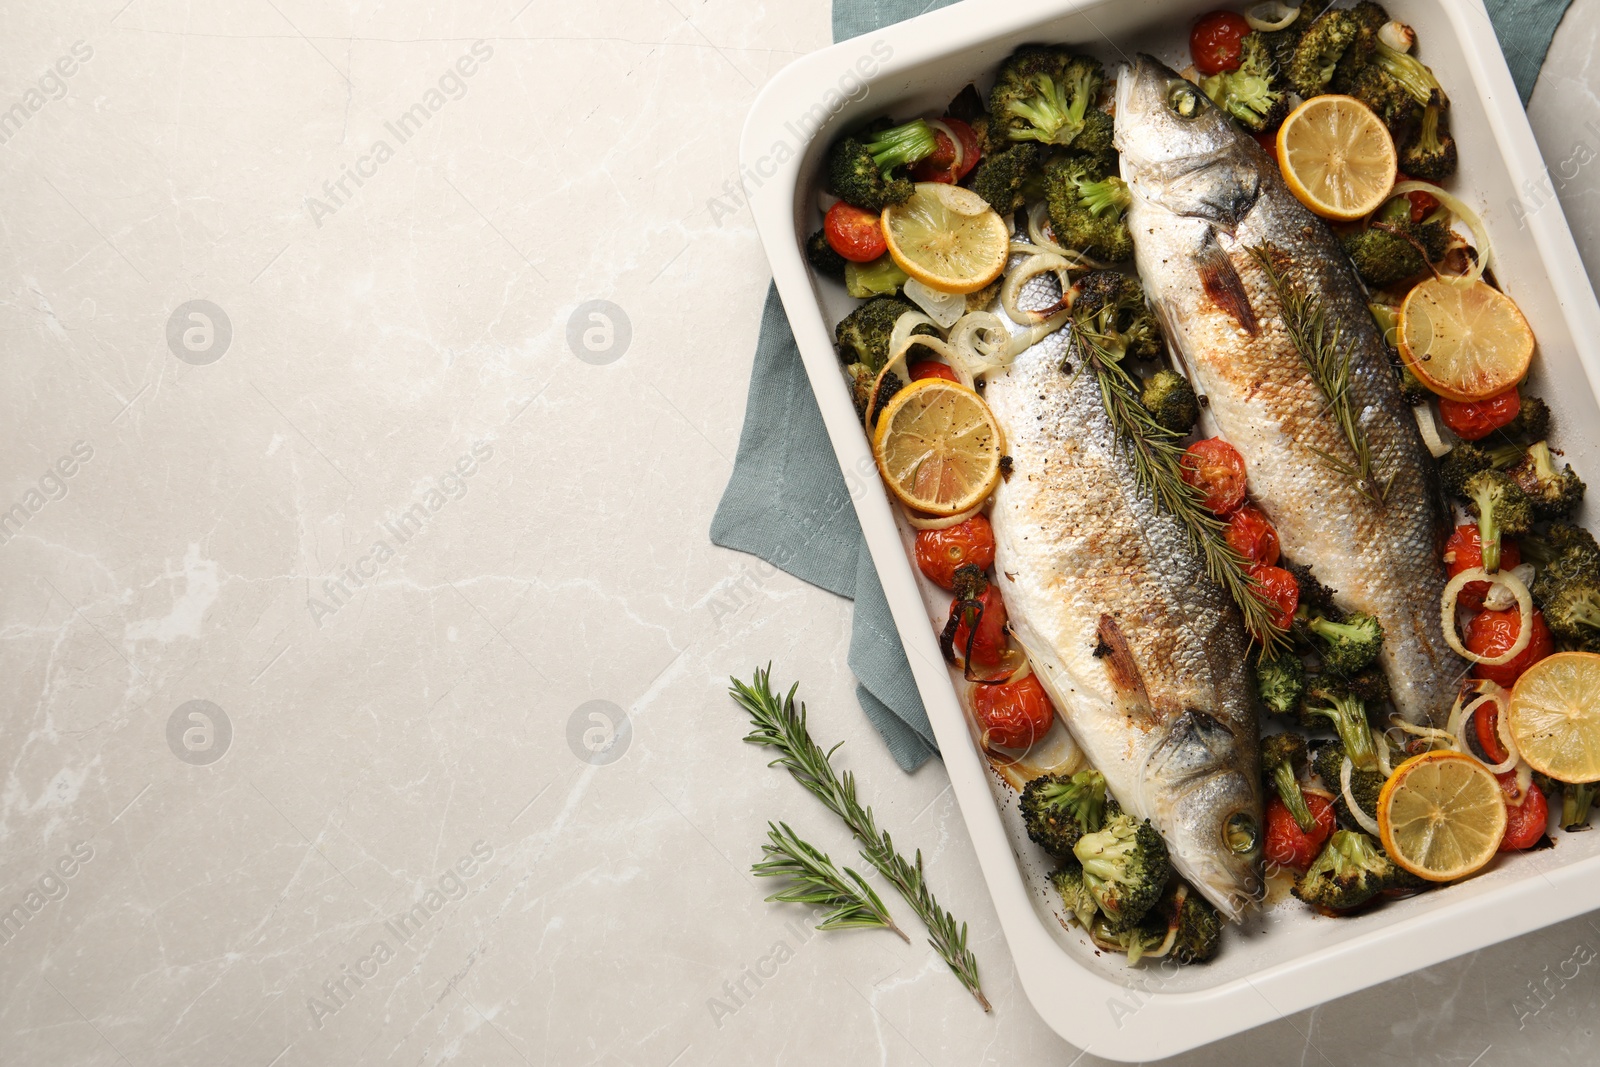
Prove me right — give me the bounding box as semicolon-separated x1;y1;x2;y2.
985;330;1263;920
1116;55;1464;726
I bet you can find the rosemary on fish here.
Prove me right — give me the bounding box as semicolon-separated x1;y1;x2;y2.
729;668;991;1011
1071;320;1290;649
1246;243;1390;503
753;821;908;941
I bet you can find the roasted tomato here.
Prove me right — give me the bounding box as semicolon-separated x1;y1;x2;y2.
1264;792;1337;872
972;673;1055;749
1465;608;1553;687
909;360;960;384
1439;389;1521;442
910;118;981;183
1248;564;1300;636
1395;173;1441;222
1180;438;1249;515
915;515;997;590
1444;524;1522;612
824;200;887;262
1190;10;1251;74
1225;504;1281;566
1497;771;1549;851
950;585;1008;667
1475;701;1510;764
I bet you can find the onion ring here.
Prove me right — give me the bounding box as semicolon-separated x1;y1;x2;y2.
904;501;985;530
927;119;964;173
1441;567;1533;665
1413;403;1450;458
1246;2;1300;31
1341;757;1382;836
1002;253;1078;324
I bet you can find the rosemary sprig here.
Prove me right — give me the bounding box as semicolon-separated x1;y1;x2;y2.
1070;322;1289;649
1247;244;1389;502
753;821;909;941
729;668;991;1012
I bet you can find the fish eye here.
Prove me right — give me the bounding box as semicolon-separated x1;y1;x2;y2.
1224;812;1259;854
1167;83;1200;118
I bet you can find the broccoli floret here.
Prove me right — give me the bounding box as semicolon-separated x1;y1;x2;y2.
1264;732;1318;834
1070;271;1163;362
1463;470;1535;573
1561;781;1599;832
1201;33;1291;133
1312;740;1386;832
1542;582;1600;651
806;230;848;280
1064;109;1118;172
1440;442;1493;499
968;142;1042;214
1499;395;1552;443
1073;809;1171;931
1288;9;1360;97
826;119;938;211
1045;158;1135;262
1343;227;1428;289
1371;39;1444;107
1504;442;1586;519
1399;99;1459;181
1089;910;1170;963
845;363;904;426
1342;665;1391;707
1284;560;1338;613
1051;856;1102;929
1529;527;1600;607
1022;769;1108;859
1306;610;1384;677
1293;830;1397;912
989;47;1105;148
1141;369;1197;434
1302;679;1379;772
835;296;929;371
1256;652;1307;716
1165;883;1223;964
844;256;910;300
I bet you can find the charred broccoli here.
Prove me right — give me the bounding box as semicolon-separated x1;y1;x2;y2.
1306;610;1384;677
1066;108;1119;172
1021;769;1108;859
1263;732;1318;834
845;363;904;426
1302;679;1379;772
1462;469;1535;573
835;296;931;370
1499;395;1552;443
1542;581;1600;651
1342;199;1451;288
1045;158;1134;261
826;119;939;210
989;47;1105;148
1285;560;1338;613
806;230;847;280
1051;856;1102;929
969;142;1043;214
1073;809;1171;931
1201;33;1291;133
1293;830;1398;912
1440;442;1493;499
1313;740;1386;832
1070;271;1163;362
1560;781;1598;832
844;256;910;299
1528;524;1600;606
1288;8;1360;98
1142;369;1199;433
1504;442;1586;518
1400;98;1459;181
1256;652;1307;717
1165;883;1223;964
1089;910;1170;963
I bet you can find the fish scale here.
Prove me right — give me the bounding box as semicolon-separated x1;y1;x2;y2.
1116;55;1466;727
986;326;1263;921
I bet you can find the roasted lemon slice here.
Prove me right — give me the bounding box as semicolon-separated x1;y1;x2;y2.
1377;750;1506;883
873;378;1004;516
1399;276;1535;402
1277;95;1396;221
882;183;1010;295
1508;651;1600;784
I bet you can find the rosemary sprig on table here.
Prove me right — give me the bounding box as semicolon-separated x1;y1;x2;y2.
1247;243;1389;503
729;668;991;1012
1070;320;1289;649
753;821;909;941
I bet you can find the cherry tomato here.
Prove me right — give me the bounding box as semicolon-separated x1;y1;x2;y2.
1439;389;1521;442
950;585;1008;667
908;119;981;184
1444;524;1522;611
1465;608;1554;688
1248;564;1300;635
1263;792;1336;872
824;201;887;263
1395;173;1441;222
915;515;997;590
1225;504;1281;566
1190;10;1251;75
1252;131;1280;161
972;674;1056;749
1180;438;1249;515
909;360;960;384
948;118;982;180
1475;701;1510;765
1497;771;1549;851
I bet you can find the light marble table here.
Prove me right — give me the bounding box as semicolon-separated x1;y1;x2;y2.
2;2;1597;1065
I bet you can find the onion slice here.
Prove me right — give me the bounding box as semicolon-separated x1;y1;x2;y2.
1002;253;1077;324
1393;181;1492;285
904;501;984;530
1413;403;1450;458
905;278;966;329
1246;2;1300;31
1441;567;1533;666
927;118;964;173
1341;757;1383;836
889;310;940;356
1373;726;1395;777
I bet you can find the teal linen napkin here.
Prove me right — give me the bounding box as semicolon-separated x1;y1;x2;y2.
712;0;1573;772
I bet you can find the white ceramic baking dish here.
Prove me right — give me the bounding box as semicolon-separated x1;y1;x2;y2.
740;0;1600;1058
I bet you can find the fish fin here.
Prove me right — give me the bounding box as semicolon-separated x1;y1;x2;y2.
1196;242;1259;335
1094;615;1154;717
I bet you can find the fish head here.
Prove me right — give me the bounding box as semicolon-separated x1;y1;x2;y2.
1143;708;1263;920
1114;55;1262;229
